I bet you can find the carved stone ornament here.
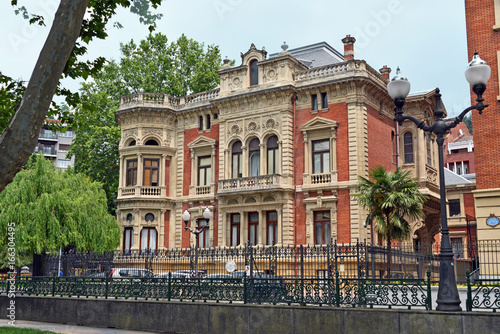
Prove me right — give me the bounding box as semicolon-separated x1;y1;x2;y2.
143;127;163;136
228;124;241;136
230;76;242;89
264;118;278;130
247;121;259;133
123;129;138;138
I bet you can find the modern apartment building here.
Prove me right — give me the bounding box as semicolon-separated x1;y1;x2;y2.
35;119;75;169
114;37;444;252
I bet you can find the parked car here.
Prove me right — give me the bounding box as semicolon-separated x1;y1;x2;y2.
174;270;206;278
230;270;264;279
110;268;154;279
203;273;239;283
155;272;190;281
87;272;107;278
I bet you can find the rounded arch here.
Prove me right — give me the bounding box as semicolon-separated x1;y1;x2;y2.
124;137;138;147
143;137;160;146
249;58;259;86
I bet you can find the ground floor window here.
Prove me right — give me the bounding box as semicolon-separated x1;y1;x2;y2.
267;211;278;245
197;219;209;248
231;213;241;246
140;227;157;251
314;211;331;245
123;227;134;252
248;212;259;245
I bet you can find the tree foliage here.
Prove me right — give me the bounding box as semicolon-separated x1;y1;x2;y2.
69;33;225;213
352;166;427;276
463;113;473;134
0;0;164;193
0;154;120;266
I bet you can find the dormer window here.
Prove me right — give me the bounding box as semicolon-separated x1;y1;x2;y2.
250;59;258;86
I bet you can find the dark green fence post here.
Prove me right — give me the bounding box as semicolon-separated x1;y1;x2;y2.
335;271;340;307
52;276;56;297
426;270;431;310
105;275;109;299
466;269;472;312
168;272;172;301
243;272;247;304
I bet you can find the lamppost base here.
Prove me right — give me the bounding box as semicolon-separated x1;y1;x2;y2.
436;256;462;311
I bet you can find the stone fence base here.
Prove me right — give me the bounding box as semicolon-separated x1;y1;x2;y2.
1;296;498;334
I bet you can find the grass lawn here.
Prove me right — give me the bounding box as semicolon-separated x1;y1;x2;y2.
0;327;57;333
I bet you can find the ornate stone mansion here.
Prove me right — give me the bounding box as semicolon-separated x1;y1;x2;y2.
114;36;443;251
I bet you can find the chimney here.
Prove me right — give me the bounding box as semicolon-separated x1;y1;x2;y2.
341;35;356;61
379;65;392;79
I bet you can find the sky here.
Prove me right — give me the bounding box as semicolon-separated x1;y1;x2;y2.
0;0;474;116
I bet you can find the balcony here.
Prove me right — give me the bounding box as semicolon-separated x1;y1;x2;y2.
118;186;167;198
218;174;281;194
34;147;57;156
38;133;58;140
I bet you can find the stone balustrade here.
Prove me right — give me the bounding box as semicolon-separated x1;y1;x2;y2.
218;174;281;193
118;186;167;198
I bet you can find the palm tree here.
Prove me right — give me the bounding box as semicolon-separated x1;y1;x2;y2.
352;166;427;278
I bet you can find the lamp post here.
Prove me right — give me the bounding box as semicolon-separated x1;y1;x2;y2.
387;52;491;311
182;207;213;278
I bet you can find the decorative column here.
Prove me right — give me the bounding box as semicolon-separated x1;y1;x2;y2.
242;146;248;177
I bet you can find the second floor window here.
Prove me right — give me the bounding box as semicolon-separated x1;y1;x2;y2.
404;132;414;164
198;156;212;186
312;139;330;174
267;135;279;175
144;159;159;186
321;92;328;109
426;133;432;165
232;141;242;178
126;159;137;186
249;138;260;177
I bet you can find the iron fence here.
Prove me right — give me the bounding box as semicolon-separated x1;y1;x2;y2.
36;240;500;285
0;273;432;309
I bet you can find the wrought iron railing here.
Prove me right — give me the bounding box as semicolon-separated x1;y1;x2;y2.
466;269;500;312
0;273;432;309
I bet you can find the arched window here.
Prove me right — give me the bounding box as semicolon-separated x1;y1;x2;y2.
249;138;260;176
140;227;157;251
126;213;133;222
128;140;136;146
145;139;159;146
267;135;279;175
145;213;155;222
231;141;242;178
426;133;432;165
250;59;258;86
404;132;414;164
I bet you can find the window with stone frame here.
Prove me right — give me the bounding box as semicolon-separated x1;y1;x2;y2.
312;139;330;174
426;133;432;165
123;227;134;252
311;94;318;111
232;141;242;178
250;59;259;86
403;132;414;164
230;213;241;246
248;212;259;245
143;159;159;186
249;138;260;177
267;135;279;175
321;92;328;109
126;159;138;186
197;219;210;248
299;117;339;186
140;227;157;251
266;211;278;245
314;211;331;245
449;199;461;217
198;156;212;186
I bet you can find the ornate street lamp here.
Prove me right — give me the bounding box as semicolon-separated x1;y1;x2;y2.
183;207;213;278
387;52;490;311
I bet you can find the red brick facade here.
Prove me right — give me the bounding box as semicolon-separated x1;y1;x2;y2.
465;0;500;189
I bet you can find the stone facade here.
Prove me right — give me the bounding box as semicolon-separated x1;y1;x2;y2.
114;37;443;251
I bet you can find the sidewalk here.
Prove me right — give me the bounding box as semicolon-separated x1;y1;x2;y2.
0;319;158;334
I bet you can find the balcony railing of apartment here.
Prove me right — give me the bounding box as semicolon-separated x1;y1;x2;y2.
34;147;57;156
38;133;58;140
118;186;167;197
194;184;216;196
218;174;281;193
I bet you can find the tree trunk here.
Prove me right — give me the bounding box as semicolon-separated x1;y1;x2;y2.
0;0;90;192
